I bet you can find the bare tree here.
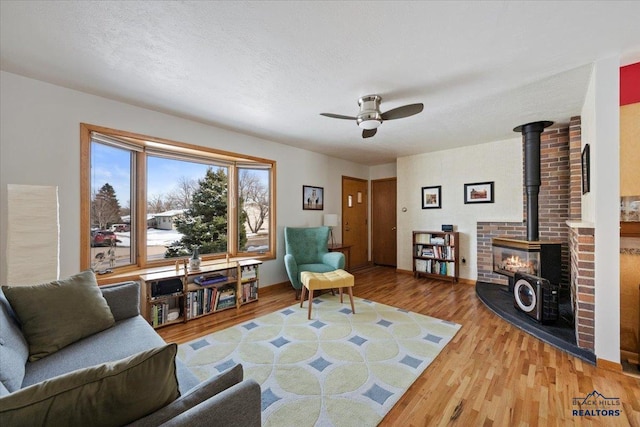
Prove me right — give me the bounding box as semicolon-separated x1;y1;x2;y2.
147;194;169;214
166;176;198;209
238;170;269;234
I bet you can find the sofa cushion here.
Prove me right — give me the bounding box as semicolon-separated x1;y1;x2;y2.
0;343;180;427
22;315;164;387
127;363;243;426
100;281;140;321
0;289;29;392
2;270;115;361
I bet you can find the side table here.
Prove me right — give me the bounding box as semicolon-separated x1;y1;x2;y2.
328;243;351;271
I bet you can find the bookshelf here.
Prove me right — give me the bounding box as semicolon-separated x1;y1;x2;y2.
140;259;261;328
412;230;459;283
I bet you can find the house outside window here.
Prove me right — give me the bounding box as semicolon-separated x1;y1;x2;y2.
80;124;276;275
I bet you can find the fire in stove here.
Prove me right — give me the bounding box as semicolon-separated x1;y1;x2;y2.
498;254;537;275
492;237;562;287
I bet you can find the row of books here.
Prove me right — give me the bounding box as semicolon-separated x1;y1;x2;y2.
238;282;258;304
150;303;178;327
415;233;455;246
185;286;236;319
415;259;456;276
416;244;455;260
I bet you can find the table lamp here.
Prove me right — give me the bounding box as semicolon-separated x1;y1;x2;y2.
323;214;338;247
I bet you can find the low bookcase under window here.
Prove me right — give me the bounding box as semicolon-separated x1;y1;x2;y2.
140;259;261;328
413;230;459;283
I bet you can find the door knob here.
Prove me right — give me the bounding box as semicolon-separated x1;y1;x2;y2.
392;227;397;231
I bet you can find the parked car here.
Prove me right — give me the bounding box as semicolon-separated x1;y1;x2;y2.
110;223;130;232
91;230;120;247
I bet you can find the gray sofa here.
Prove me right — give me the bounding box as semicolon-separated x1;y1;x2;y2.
0;281;261;426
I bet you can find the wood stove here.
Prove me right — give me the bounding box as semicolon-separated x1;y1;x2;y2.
492;237;562;291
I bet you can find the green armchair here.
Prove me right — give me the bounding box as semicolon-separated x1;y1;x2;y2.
284;226;345;298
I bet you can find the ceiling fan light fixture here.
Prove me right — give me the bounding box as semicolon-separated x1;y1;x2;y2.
358;118;382;130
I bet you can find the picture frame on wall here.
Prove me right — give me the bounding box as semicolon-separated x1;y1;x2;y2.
421;186;442;209
581;144;590;194
464;181;494;204
303;185;324;210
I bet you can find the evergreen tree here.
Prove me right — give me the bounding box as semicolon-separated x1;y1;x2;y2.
91;183;122;229
165;168;247;257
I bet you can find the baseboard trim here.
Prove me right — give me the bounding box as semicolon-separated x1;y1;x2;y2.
395;268;475;286
597;358;623;372
259;281;292;296
621;349;639;365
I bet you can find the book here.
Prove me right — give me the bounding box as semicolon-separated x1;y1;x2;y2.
194;273;228;286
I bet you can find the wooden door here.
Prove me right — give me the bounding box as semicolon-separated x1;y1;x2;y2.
372;178;397;266
342;176;368;269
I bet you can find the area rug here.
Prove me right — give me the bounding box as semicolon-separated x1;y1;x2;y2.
177;295;461;427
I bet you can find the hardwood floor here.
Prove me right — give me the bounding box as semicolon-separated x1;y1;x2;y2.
157;266;640;426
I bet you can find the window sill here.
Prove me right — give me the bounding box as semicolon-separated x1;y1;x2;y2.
95;254;274;286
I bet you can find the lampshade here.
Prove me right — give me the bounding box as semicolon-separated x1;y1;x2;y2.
7;184;60;285
323;214;338;227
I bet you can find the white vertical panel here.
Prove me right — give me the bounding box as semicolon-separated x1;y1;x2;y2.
7;184;60;285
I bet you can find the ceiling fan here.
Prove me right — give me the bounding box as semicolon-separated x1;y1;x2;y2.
320;95;424;139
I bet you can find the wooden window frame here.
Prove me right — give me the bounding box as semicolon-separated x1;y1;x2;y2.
80;123;276;279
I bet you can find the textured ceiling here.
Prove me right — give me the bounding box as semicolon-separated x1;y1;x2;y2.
2;1;639;165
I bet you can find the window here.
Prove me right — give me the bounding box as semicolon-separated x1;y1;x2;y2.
81;124;276;274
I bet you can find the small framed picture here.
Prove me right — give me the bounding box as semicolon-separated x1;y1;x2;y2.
422;186;442;209
581;144;590;194
303;185;324;210
464;181;494;204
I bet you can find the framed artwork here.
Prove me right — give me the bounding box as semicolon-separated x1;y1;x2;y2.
581;144;590;194
464;181;494;204
421;186;442;209
303;185;324;210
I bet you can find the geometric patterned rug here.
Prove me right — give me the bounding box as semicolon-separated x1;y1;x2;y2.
177;294;461;426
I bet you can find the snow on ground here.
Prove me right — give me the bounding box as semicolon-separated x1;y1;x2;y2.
115;228;184;247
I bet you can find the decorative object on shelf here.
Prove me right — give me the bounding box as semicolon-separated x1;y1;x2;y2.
302;185;324;210
464;181;494;204
421;186;442;209
323;213;338;246
441;224;454;232
581;144;590;194
620;195;640;222
189;246;201;271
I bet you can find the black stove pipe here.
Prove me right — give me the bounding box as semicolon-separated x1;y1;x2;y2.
513;121;553;242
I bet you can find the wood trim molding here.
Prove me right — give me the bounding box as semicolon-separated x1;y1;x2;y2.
597;358;623;372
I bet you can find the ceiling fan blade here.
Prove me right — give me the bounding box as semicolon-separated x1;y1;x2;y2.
362;128;377;139
381;103;424;120
320;113;358;120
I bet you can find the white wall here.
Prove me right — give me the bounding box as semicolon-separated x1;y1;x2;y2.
581;58;621;363
369;162;397;180
396;138;523;280
0;71;369;287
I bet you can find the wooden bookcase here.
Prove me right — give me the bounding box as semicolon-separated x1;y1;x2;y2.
140;259;261;328
412;230;459;283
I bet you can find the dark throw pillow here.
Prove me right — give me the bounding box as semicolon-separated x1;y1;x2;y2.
0;344;180;427
2;270;115;361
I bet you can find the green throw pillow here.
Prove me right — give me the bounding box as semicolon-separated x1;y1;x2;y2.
0;344;180;427
2;270;115;361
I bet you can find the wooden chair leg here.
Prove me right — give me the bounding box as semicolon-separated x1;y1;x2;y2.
308;288;314;320
339;287;344;303
348;287;355;314
300;286;306;308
